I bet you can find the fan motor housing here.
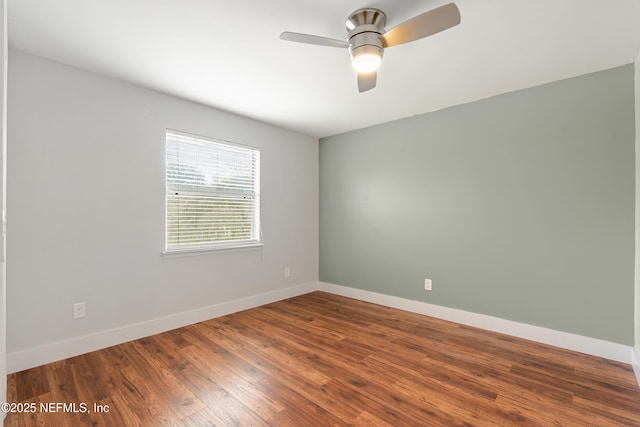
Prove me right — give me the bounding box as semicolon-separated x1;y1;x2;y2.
346;8;386;66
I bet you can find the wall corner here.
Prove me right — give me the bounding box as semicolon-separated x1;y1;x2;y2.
635;50;640;377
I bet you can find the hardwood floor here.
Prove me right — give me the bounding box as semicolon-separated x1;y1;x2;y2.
5;291;640;426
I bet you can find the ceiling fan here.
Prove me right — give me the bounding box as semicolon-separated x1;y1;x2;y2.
280;3;461;93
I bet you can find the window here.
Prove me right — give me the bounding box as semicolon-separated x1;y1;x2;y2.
165;130;261;253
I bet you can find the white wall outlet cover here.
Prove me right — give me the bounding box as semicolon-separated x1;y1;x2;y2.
73;302;86;319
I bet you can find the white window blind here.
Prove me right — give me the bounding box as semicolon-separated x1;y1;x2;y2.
165;130;261;252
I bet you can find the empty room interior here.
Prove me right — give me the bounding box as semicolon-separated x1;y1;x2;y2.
2;0;640;425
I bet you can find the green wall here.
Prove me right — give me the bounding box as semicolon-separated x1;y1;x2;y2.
320;65;635;345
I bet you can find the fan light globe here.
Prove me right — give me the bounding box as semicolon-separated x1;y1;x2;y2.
352;52;382;73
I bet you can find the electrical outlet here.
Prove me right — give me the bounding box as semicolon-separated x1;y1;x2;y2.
73;302;86;319
424;279;432;291
284;267;291;278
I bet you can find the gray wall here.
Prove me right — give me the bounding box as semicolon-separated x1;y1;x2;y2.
320;65;635;345
7;50;319;354
0;0;6;409
634;53;640;358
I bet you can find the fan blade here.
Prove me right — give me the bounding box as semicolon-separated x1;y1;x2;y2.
358;72;377;93
381;3;460;47
280;32;350;48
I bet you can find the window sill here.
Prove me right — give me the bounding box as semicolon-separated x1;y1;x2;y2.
162;242;264;258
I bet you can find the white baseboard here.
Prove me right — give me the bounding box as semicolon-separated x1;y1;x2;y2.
633;347;640;385
318;282;634;364
7;282;317;373
8;281;635;373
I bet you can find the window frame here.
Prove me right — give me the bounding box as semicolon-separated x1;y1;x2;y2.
163;129;262;255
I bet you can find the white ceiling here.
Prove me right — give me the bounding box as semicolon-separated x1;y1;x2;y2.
8;0;640;138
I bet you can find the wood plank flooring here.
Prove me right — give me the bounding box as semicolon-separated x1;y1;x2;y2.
5;291;640;426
